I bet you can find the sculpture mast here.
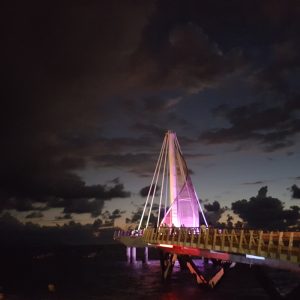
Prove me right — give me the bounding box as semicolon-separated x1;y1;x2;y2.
167;131;179;227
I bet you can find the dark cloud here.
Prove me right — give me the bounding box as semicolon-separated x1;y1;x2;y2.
126;208;143;224
108;209;126;221
0;213;104;246
0;170;130;217
126;205;160;227
62;199;104;217
251;40;300;94
99;209;125;226
140;96;182;114
132;21;244;92
139;185;160;197
92;218;103;228
128;0;300;94
243;181;267;185
0;198;35;212
204;201;226;226
150;203;161;211
286;152;294;156
95;133;206;177
25;211;44;219
107;177;121;184
1;0;300;229
131;123;168;139
232;186;300;230
125;100;192;140
187;169;194;175
94;153;157;176
290;184;300;199
55;213;72;220
200;98;300;152
0;0;152;217
195;0;300;152
60;184;129;217
204;201;220;212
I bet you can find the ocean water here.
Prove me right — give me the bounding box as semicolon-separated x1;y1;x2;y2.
0;245;299;300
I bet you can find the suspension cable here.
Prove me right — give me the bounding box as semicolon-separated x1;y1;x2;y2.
138;135;167;230
160;203;172;226
165;154;169;218
195;189;208;227
156;136;168;227
146;134;165;228
145;137;166;228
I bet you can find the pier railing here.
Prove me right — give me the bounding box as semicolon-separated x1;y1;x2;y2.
142;227;300;265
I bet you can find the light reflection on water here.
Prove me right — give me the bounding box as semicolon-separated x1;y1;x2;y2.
88;260;270;300
1;246;298;300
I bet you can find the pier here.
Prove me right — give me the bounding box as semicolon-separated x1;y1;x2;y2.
114;131;300;288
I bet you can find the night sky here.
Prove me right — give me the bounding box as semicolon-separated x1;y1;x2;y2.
1;0;300;233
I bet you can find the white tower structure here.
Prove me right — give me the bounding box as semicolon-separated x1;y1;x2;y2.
138;131;208;229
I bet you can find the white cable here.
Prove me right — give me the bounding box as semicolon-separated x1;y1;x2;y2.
138;135;167;230
160;203;173;226
195;189;208;227
145;135;166;228
165;155;169;217
156;137;168;227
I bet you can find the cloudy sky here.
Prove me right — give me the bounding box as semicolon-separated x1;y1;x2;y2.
1;0;300;228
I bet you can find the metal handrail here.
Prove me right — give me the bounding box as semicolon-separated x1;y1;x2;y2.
142;227;300;264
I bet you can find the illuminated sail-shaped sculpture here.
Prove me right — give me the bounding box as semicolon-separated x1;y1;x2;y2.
138;131;207;229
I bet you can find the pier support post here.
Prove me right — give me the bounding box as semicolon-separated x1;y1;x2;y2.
126;247;131;264
160;250;177;280
131;247;137;264
186;256;225;288
178;255;188;270
143;247;149;264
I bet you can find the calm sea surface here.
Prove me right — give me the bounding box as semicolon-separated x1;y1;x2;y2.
0;245;299;300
